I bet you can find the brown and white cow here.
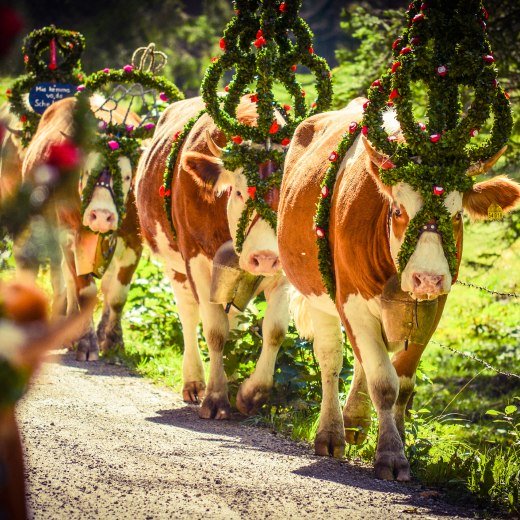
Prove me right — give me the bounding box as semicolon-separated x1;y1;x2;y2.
0;279;95;520
278;97;520;480
136;96;290;418
0;102;24;202
21;96;143;361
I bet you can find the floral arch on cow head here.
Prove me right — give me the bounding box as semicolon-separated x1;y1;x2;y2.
314;0;513;300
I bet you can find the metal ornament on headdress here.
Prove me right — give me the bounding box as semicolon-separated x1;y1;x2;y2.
131;43;167;74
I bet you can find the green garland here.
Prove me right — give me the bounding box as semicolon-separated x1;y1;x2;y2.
77;64;183;230
8;26;86;147
0;357;30;409
314;0;512;300
80;134;141;225
200;0;332;253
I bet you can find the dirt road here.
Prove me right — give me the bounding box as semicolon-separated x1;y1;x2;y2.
17;351;477;519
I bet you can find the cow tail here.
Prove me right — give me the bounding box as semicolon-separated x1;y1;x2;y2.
289;288;314;340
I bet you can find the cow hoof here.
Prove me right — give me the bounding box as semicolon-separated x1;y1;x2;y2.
199;393;231;420
344;415;371;445
374;452;411;481
76;331;99;363
236;382;270;416
183;381;206;404
314;428;346;458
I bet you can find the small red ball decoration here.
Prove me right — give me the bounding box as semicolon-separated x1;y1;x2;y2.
269;120;279;134
418;122;426;131
250;93;258;102
430;133;441;143
361;126;368;136
436;65;448;77
482;54;495;63
363;100;370;110
219;38;226;50
254;36;267;48
291;64;297;72
231;135;243;144
321;185;330;198
329;151;338;162
433;186;444;196
348;122;358;134
283;104;291;112
315;226;325;238
123;64;134;73
392;37;402;50
247;186;257;199
389;88;400;100
470;128;479;137
308;46;314;54
391;61;401;73
412;13;425;23
400;46;412;55
281;137;291;146
279;2;287;12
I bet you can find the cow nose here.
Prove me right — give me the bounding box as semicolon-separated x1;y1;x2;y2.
246;251;281;275
412;272;444;297
87;209;116;233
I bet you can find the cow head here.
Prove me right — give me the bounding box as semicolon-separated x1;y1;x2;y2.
181;133;281;276
363;137;520;300
80;151;134;234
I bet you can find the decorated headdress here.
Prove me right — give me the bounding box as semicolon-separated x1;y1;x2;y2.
315;0;512;299
8;25;86;146
76;44;183;232
200;0;332;253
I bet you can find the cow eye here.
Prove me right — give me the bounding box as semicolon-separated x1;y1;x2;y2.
236;190;242;197
124;175;131;181
393;207;402;218
454;211;462;221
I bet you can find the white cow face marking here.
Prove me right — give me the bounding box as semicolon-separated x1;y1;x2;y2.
389;182;463;300
81;152;133;233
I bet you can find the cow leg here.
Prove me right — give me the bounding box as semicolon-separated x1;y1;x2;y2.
343;356;372;445
62;242;98;361
236;277;290;416
344;296;410;481
169;272;205;404
311;307;345;458
50;253;67;318
98;238;142;354
392;343;426;443
190;256;231;420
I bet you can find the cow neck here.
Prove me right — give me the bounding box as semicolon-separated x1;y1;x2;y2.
161;110;206;237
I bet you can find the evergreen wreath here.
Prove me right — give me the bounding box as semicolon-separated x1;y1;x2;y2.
314;0;512;300
8;26;86;147
200;0;332;253
77;59;183;230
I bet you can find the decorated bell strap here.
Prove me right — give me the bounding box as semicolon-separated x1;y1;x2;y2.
94;167;115;198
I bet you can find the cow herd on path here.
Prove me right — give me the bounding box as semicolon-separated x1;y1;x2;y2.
1;87;520;488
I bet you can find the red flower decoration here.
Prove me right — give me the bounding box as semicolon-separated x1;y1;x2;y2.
247;186;257;199
481;6;489;20
389;88;400;100
361;126;369;136
392;37;402;50
420;2;428;10
250;93;259;102
433;186;444;196
430;134;441;143
159;185;171;198
283;104;291;112
279;2;287;12
329;151;338;162
311;102;317;108
174;131;181;141
48;141;81;170
381;158;396;170
281;137;291;146
256;29;263;38
371;79;382;89
231;135;243;144
412;13;425;23
363;100;370;111
391;61;401;73
469;128;479;138
418;122;426;131
410;37;421;45
254;36;267;48
386;101;395;107
348;122;358;134
5;89;11;96
219;38;226;50
224;85;229;92
308;46;314;54
436;65;448;77
291;64;297;72
269;120;279;134
321;186;330;198
483;54;495;63
400;46;412;55
20;114;27;123
23;54;29;63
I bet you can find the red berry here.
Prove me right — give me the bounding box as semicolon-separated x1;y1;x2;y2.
20;114;27;123
470;128;479;137
301;89;306;97
224;85;229;92
418;122;426;131
349;122;358;134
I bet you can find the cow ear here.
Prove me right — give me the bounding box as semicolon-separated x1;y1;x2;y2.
463;175;520;220
361;135;393;197
181;151;233;193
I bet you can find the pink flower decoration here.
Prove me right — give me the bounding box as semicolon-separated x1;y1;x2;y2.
76;85;85;92
315;227;325;238
123;64;134;73
126;125;134;133
108;140;120;150
103;68;110;73
159;92;168;102
144;123;155;131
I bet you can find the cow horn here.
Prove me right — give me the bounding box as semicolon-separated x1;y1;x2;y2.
467;145;508;176
206;130;224;158
5;125;23;137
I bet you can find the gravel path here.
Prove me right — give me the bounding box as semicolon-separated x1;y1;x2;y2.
17;350;479;519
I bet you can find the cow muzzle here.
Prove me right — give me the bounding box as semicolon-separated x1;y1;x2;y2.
84;208;117;234
410;272;445;300
245;250;281;276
